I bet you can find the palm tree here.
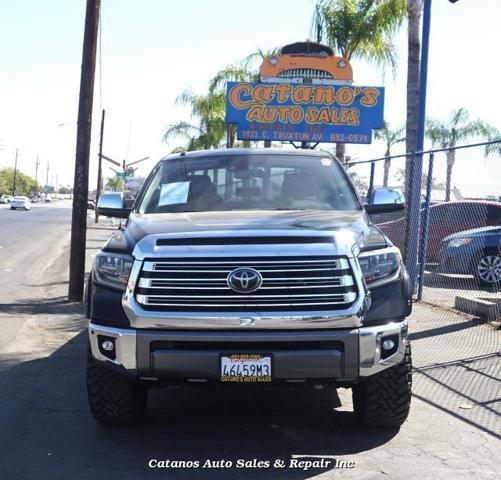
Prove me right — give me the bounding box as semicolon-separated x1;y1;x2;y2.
374;121;406;186
312;0;406;162
163;90;227;151
209;48;275;93
403;0;422;207
426;108;497;202
209;49;277;148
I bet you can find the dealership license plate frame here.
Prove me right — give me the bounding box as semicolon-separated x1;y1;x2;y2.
220;353;273;383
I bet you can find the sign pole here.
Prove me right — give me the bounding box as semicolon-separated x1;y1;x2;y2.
68;0;101;302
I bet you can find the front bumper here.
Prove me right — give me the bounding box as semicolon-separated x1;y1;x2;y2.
88;320;408;381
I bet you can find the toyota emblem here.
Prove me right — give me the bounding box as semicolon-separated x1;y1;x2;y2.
227;267;263;293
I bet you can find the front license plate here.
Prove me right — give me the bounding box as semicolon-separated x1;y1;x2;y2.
220;354;272;383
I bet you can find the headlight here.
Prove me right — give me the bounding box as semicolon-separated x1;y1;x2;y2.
359;247;402;287
93;252;133;291
447;238;471;248
269;55;279;65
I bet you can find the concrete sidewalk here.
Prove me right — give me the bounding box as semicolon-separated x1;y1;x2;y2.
0;222;499;480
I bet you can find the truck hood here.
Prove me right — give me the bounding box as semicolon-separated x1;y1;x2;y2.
104;210;389;254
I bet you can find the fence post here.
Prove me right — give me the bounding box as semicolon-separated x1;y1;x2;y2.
368;161;376;200
417;152;434;300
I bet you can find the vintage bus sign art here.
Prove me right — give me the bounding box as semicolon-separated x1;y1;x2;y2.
226;81;385;144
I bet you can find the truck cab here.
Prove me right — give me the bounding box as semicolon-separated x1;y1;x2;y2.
85;148;412;426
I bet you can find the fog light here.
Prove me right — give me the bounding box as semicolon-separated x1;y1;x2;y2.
382;339;395;351
97;335;116;360
101;340;115;351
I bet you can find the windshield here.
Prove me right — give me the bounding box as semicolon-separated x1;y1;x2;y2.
137;154;360;214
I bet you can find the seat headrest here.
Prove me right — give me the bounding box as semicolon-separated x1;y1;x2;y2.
281;172;318;199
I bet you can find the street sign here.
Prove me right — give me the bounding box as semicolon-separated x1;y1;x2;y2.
115;172;126;178
226;81;384;144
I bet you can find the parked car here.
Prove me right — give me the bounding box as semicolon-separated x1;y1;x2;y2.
87;199;96;210
0;195;13;204
45;195;52;202
374;201;501;262
85;148;413;427
10;196;31;210
438;226;501;287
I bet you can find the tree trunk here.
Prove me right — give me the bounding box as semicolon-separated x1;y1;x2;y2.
404;1;423;197
383;156;391;187
403;0;423;263
445;150;455;202
228;126;236;148
336;143;346;163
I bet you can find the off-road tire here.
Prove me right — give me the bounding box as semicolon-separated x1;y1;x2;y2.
352;343;412;427
86;349;148;425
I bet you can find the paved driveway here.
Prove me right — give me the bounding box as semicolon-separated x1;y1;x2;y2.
0;221;499;480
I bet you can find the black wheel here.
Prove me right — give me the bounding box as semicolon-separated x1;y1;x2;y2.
474;248;501;288
352;343;412;427
86;349;148;425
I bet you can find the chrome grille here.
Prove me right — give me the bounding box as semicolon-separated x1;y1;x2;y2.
135;256;357;312
277;68;333;80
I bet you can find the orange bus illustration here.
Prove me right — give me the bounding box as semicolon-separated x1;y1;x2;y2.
259;41;353;86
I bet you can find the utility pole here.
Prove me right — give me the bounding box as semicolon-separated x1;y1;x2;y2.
46;162;50;191
68;0;101;302
95;109;105;223
12;148;18;197
35;155;40;188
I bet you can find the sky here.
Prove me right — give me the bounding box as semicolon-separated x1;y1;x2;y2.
0;0;500;197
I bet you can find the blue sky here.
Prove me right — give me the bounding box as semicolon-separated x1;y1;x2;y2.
0;0;500;196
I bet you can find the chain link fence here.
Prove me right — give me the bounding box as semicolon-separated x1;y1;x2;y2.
346;141;501;323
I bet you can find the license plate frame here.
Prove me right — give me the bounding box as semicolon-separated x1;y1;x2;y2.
220;353;273;383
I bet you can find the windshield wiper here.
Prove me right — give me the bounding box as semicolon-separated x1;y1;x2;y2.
274;208;308;211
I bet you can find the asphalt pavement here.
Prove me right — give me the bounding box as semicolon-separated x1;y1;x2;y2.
0;201;73;350
0;204;499;480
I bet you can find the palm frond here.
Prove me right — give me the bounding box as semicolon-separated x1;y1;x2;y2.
163;121;201;143
313;0;405;76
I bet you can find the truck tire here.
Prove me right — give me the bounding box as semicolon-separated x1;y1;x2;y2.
352;343;412;427
86;349;147;425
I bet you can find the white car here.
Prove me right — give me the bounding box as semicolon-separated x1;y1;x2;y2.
10;196;32;210
0;195;13;204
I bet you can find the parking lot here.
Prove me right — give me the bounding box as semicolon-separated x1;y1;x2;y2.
0;207;499;480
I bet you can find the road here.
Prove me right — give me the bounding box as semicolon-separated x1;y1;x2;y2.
0;201;73;350
0;205;499;480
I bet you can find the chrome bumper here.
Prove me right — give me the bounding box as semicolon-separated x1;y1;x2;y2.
88;320;408;379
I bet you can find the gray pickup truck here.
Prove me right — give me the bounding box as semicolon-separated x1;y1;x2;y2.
85;148;412;427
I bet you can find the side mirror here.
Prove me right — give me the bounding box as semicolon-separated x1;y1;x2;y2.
364;187;405;214
97;192;131;218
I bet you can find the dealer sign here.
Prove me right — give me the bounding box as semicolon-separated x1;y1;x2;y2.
226;81;384;144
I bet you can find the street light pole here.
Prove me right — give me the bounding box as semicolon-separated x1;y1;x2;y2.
95;109;105;223
405;0;432;292
68;0;101;302
12;148;18;197
35;155;40;189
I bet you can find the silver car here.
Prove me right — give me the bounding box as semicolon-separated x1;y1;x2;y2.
10;196;32;210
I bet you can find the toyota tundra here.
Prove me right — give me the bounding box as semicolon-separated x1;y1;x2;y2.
85;148;412;426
